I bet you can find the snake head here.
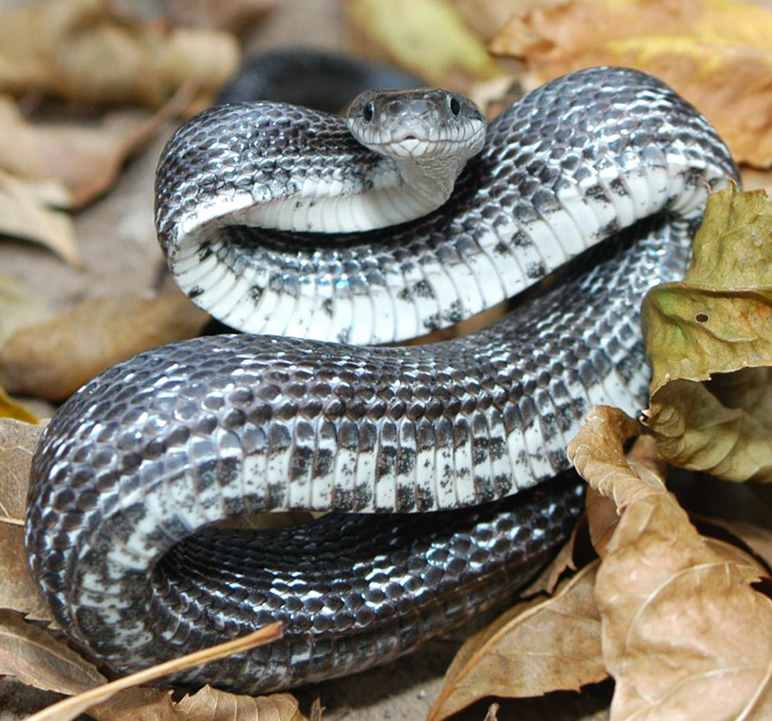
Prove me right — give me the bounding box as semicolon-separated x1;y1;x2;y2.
346;88;487;162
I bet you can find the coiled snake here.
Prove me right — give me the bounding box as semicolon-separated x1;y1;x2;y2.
25;67;737;693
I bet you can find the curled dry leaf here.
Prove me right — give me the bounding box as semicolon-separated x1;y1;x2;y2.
0;418;52;621
89;684;306;721
0;609;105;695
0;0;239;109
568;406;772;720
25;622;284;721
0;170;79;265
641;186;772;481
429;562;605;720
0;292;210;401
346;0;500;88
489;0;772;167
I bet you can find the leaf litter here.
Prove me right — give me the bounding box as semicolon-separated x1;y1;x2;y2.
4;1;772;719
569;407;772;720
488;0;772;167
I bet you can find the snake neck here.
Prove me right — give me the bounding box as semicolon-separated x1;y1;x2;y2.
232;152;466;235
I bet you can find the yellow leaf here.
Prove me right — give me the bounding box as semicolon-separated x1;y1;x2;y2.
489;0;772;167
429;563;604;720
346;0;501;87
641;186;772;481
568;406;772;720
0;386;37;423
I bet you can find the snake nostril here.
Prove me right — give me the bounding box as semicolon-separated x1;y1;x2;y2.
363;102;374;122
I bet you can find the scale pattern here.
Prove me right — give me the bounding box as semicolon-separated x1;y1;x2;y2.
27;68;737;693
156;67;735;343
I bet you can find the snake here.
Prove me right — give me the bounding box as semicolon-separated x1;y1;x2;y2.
25;66;737;694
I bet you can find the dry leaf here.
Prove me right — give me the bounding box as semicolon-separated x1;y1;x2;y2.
489;0;772;167
89;685;306;721
26;622;283;721
448;0;565;42
0;89;192;209
0;418;52;621
697;516;772;574
0;386;38;423
521;508;595;596
110;0;275;33
584;487;619;559
568;406;772;720
0;292;210;401
0;525;52;623
0;171;79;265
346;0;501;88
0;417;44;521
0;610;105;695
429;563;605;720
0;272;53;344
641;186;772;481
0;0;239;109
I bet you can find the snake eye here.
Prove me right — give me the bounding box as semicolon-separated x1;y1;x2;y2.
363;102;374;122
449;97;461;117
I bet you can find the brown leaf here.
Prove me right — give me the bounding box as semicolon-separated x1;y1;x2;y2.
0;417;44;521
448;0;566;42
0;609;105;695
0;89;194;209
0;292;210;401
89;685;306;721
699;516;772;574
0;0;239;109
110;0;275;33
584;487;618;559
0;525;53;623
429;562;605;720
521;509;594;597
0;170;79;265
0;271;53;344
568;406;772;720
489;0;772;167
0;418;52;621
26;623;284;721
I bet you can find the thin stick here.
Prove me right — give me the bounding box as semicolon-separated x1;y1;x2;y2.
25;622;284;721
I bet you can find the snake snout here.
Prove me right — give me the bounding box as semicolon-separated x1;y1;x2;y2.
347;87;487;162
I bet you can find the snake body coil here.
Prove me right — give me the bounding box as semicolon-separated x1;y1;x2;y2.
26;68;737;693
